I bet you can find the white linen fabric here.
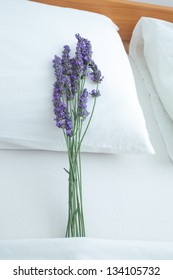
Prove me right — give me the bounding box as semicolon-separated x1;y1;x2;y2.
0;238;173;260
129;17;173;161
0;59;173;259
0;0;153;154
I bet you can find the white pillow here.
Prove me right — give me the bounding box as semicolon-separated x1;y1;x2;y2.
141;18;173;121
129;17;173;160
0;1;153;154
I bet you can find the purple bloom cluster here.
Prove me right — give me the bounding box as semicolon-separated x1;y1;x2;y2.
52;34;103;137
90;89;101;97
78;89;89;119
89;60;104;83
75;34;92;67
53;84;73;136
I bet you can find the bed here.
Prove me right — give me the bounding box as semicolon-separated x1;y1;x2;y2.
0;0;173;260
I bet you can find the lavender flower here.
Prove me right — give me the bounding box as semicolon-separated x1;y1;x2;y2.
62;45;71;74
90;89;101;97
75;34;92;66
89;60;104;83
53;83;73;136
52;55;63;78
52;34;103;137
70;57;83;95
52;34;104;239
78;89;89;119
53;48;73;100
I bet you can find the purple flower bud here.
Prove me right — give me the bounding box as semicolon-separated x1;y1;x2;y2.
78;89;89;119
75;33;93;66
89;60;104;83
53;84;73;136
90;89;101;97
52;55;63;78
62;45;72;76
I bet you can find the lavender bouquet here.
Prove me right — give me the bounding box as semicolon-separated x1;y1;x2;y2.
52;34;103;237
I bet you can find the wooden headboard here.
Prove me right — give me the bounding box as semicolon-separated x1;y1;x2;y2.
32;0;173;49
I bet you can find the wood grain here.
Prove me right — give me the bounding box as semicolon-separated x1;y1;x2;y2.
32;0;173;42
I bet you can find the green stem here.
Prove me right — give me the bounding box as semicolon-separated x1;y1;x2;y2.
65;79;99;237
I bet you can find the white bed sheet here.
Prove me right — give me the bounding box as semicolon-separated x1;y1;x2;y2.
1;238;173;260
0;57;173;259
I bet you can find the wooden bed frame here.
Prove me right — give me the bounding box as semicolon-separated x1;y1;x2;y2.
32;0;173;51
